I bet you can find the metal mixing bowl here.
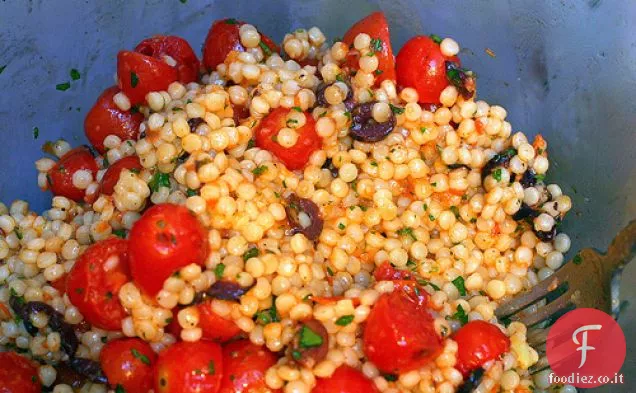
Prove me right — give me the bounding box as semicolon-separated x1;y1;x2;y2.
1;1;634;391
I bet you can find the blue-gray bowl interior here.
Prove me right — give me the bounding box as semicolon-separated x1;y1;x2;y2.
0;1;634;391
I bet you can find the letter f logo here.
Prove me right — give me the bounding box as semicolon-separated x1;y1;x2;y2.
572;324;602;368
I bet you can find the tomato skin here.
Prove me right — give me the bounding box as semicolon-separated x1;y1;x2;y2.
84;86;144;154
0;352;41;393
117;51;179;105
100;156;142;195
363;288;442;374
155;341;223;393
135;35;200;83
100;338;156;393
202;18;279;71
453;320;511;377
396;36;460;104
128;204;209;296
66;237;130;330
312;366;378;393
219;340;279;393
255;108;321;170
343;12;396;86
46;146;98;202
198;300;242;342
373;261;413;281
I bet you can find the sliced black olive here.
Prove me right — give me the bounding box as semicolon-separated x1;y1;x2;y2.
289;319;329;369
187;117;205;130
535;226;557;242
68;358;108;384
201;281;252;302
316;82;355;111
445;61;476;100
512;203;540;221
285;193;324;241
349;101;396;142
447;163;472;170
481;148;517;180
321;158;339;178
457;368;485;393
519;169;537;188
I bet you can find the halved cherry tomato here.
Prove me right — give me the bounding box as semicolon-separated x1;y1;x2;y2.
255;108;321;170
100;338;156;393
66;237;130;330
202;18;279;71
373;261;414;281
84;86;144;154
117;51;179;105
312;365;378;393
100;156;142;195
46;146;98;202
396;35;459;104
363;286;442;373
219;340;279;393
198;300;242;342
135;35;200;83
155;341;223;393
453;320;511;377
0;352;41;393
50;274;67;294
128;203;208;296
343;12;396;86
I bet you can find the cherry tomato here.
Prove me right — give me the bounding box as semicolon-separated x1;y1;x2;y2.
312;365;378;393
453;320;511;377
117;51;179;105
373;261;413;281
0;352;41;393
219;340;279;393
128;203;209;296
363;287;442;373
100;156;143;195
46;146;98;202
343;12;396;86
255;108;321;170
135;35;200;83
396;36;459;104
155;341;223;393
84;86;144;153
100;338;156;393
198;300;242;342
202;18;279;71
66;237;130;330
50;274;67;294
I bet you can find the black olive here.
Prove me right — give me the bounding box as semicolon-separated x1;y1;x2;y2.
315;82;355;111
445;61;476;100
285;193;324;241
535;225;558;242
481;148;517;180
519;169;537;188
512;203;540;221
200;281;252;302
68;358;108;384
321;158;339;178
290;319;329;368
187;117;205;130
349;101;396;142
447;163;472;170
457;368;485;393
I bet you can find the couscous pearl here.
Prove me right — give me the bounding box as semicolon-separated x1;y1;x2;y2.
440;38;460;56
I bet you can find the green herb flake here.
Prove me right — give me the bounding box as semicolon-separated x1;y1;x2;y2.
247;139;256;149
452;276;467;296
417;279;440;291
389;103;404;115
573;254;583;265
112;229;127;238
451;304;468;325
208;361;216;375
335;315;354;326
214;263;226;279
252;165;268;176
383;373;398;382
131;348;151;365
406;259;417;271
335;74;346;83
470;217;477;223
101;336;108;343
258;41;273;56
374;69;383;75
370;38;383;53
32;127;39;139
243;247;260;261
115;384;126;393
148;172;170;192
429;214;436;221
535;174;546;182
291;106;302;112
370;161;378;167
292;350;302;360
429;34;442;44
450;206;460;219
326;266;334;276
286;118;298;127
225;18;238;24
56;82;71;91
397;227;417;241
186;188;198;197
337;223;346;230
70;69;81;80
420;127;429;134
0;65;6;74
299;325;324;348
492;168;503;182
130;71;139;88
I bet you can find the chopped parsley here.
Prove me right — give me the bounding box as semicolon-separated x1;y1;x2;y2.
337;223;346;230
370;38;383;53
291;106;302;112
335;315;354;326
56;82;71;91
32;127;39;139
417;279;440;291
243;247;259;261
492;168;503;182
429;34;442;44
252;165;268;176
450;205;460;219
573;254;583;265
255;301;280;325
292;350;302;360
10;288;25;306
335;73;346;83
326;266;334;276
452;276;467;296
420;127;429;134
247;138;256;149
130;71;139;88
344;111;351;120
258;41;273;56
286;118;298;126
208;361;216;375
115;384;126;393
225;18;238;24
370;161;378;167
70;69;81;80
383;373;398;382
374;69;383;75
451;304;468;325
112;229;127;238
131;348;151;365
186;188;198;197
535;174;546;182
299;325;323;348
429;214;436;221
214;263;226;279
148;172;170;192
389;103;404;114
397;227;416;241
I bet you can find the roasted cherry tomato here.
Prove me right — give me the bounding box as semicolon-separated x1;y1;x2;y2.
396;35;459;104
312;365;378;393
198;300;242;342
343;12;395;86
100;156;142;195
117;51;179;105
135;35;200;83
49;274;67;294
100;338;156;393
363;287;442;373
373;261;414;281
0;352;41;393
453;320;511;377
219;340;279;393
155;341;223;393
255;108;321;170
46;146;98;202
128;203;209;296
202;18;279;71
84;86;144;154
66;237;130;330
